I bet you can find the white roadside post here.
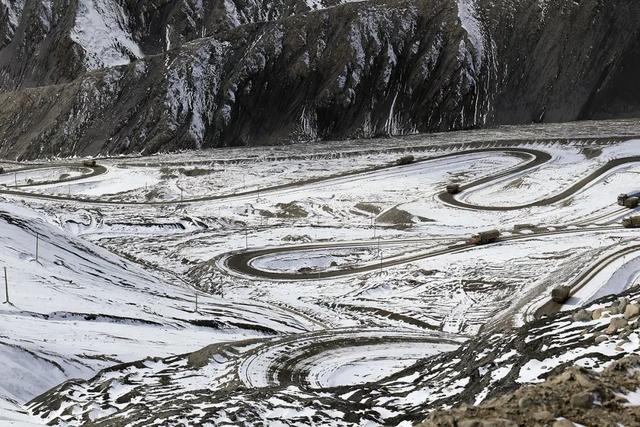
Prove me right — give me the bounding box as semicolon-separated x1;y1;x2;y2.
3;267;8;304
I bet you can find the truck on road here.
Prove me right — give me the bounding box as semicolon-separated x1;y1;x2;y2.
446;183;461;194
618;193;629;206
623;216;640;228
625;197;639;208
396;155;415;166
467;229;500;245
619;193;639;208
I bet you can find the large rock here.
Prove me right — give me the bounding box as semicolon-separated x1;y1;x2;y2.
570;391;594;409
592;308;605;320
624;303;640;319
552;286;571;303
572;309;591;322
606;317;628;334
552;420;576;427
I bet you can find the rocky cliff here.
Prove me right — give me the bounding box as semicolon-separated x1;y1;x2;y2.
0;0;638;159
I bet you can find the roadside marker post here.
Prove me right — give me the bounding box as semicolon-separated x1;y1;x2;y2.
3;267;8;304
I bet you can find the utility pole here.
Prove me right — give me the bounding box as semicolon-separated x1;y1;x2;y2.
35;232;39;262
195;292;198;313
245;227;248;249
379;250;383;274
4;267;8;304
14;172;17;187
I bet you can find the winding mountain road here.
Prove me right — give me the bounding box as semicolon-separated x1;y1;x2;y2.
221;226;626;281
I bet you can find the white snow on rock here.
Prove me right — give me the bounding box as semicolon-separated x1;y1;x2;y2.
0;201;316;420
456;0;484;69
0;0;25;28
71;0;144;70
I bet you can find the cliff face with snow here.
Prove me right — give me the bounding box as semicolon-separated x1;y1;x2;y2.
0;0;638;158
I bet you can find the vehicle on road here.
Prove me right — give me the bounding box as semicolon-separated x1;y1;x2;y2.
624;197;639;208
82;159;97;167
513;223;536;231
467;229;500;245
623;216;640;228
446;183;461;194
551;285;571;303
396;155;415;165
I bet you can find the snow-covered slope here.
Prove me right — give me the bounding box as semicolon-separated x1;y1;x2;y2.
71;0;145;69
0;201;317;422
0;132;637;425
24;279;640;426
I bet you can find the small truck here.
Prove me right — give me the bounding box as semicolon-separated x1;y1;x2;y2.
625;197;639;209
619;193;639;208
618;193;629;206
623;216;640;228
446;183;461;194
467;229;500;245
82;159;97;167
396;155;415;166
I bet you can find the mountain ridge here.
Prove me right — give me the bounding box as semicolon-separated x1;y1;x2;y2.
0;0;638;159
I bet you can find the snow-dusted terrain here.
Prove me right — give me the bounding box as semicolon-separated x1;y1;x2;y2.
2;122;640;425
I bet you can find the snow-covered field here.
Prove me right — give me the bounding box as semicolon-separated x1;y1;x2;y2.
2;127;640;425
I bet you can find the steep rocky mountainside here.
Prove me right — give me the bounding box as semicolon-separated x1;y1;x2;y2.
0;0;639;159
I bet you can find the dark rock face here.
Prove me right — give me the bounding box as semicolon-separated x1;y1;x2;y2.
0;0;638;159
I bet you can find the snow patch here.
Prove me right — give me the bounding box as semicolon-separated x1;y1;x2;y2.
71;0;144;69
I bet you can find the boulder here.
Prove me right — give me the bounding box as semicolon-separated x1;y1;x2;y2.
552;286;571;303
532;411;554;422
618;297;629;312
572;309;592;322
592;308;605;320
517;396;535;409
624;303;640;320
606;317;628;335
570;391;594;409
594;334;609;344
458;420;483;427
